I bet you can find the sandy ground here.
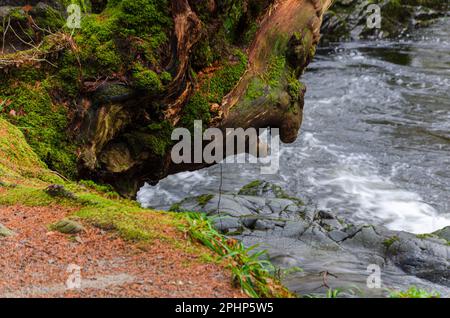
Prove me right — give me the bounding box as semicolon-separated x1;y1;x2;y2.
0;205;245;298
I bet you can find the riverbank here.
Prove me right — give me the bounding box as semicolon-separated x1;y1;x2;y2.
0;117;289;298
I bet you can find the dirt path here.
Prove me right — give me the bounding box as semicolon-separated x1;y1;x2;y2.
0;205;245;298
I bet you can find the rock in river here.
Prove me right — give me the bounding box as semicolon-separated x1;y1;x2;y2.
172;181;450;297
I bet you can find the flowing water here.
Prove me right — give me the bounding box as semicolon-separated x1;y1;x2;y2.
138;18;450;235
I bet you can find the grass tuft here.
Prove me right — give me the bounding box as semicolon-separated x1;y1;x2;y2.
389;286;441;298
180;213;294;298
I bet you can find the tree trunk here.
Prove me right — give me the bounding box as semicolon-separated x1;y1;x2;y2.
0;0;333;197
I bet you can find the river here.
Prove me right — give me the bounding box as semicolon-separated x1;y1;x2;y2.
138;17;450;235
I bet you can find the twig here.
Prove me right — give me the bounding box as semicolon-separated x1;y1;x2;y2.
2;16;11;54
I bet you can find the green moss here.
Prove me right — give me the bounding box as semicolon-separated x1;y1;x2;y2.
241;52;290;108
245;77;266;101
68;13;122;77
223;1;245;41
0;74;77;178
125;121;174;157
180;50;247;129
57;0;172;85
110;0;172;37
221;0;269;46
383;236;400;249
239;180;264;196
196;194;214;208
265;55;286;88
191;40;215;70
0;118;62;184
179;93;211;129
79;179;112;192
204;51;248;104
0;185;69;206
287;74;306;102
56;54;81;98
389;286;440;298
181;213;294;298
160;71;173;85
33;5;66;31
8;8;28;21
416;233;436;240
132;63;163;93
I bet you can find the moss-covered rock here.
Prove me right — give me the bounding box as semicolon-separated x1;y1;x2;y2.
0;223;15;238
50;218;85;234
0;118;62;184
45;184;77;199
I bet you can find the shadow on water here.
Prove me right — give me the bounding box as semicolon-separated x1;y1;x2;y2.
360;46;413;66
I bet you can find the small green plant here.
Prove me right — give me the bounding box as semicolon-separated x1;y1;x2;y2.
327;288;342;298
389;286;441;298
304;286;361;299
274;266;303;281
181;213;293;298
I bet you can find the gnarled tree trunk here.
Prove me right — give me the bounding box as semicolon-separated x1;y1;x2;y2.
0;0;332;197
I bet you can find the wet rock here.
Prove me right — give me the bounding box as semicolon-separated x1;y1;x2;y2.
212;216;243;234
254;220;276;231
51;219;85;235
172;181;450;296
0;223;15;238
317;210;335;220
238;180;303;203
328;230;348;242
